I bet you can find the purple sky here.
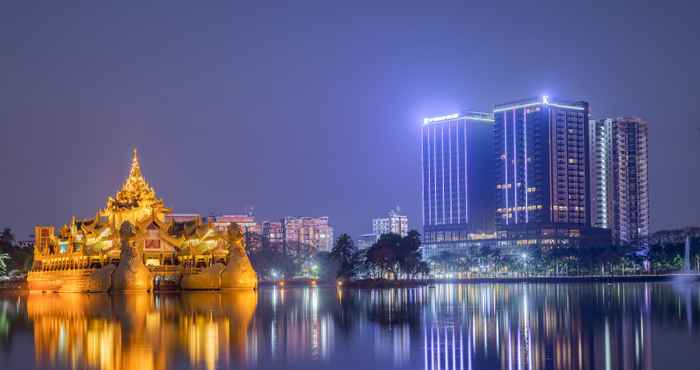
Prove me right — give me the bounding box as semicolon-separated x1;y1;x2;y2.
1;1;699;239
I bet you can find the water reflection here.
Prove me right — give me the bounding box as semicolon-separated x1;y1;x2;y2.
1;283;699;370
18;291;256;370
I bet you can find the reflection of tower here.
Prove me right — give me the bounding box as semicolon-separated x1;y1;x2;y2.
684;235;692;272
424;325;467;370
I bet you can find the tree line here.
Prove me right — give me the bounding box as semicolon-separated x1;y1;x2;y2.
429;239;700;276
330;230;429;280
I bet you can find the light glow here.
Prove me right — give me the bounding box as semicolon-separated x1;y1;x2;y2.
423;113;459;124
549;102;585;111
464;115;495;122
494;98;585;112
494;101;541;113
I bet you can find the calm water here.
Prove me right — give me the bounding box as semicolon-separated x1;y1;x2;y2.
1;283;700;370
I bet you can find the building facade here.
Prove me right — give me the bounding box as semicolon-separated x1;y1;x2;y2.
589;117;649;245
372;207;409;237
214;214;261;235
494;97;607;248
356;233;377;250
262;221;284;244
421;111;496;257
282;217;334;253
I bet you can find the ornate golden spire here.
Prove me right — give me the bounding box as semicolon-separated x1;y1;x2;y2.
121;147;150;194
129;148;142;178
103;149;169;221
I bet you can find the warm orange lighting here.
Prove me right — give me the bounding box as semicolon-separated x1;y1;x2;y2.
278;281;285;287
310;280;317;286
27;149;258;292
336;281;343;287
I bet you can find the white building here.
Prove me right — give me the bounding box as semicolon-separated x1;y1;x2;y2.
372;207;409;238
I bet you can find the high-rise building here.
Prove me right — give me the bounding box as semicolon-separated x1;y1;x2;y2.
282;216;334;253
494;97;608;247
372;207;409;237
421;111;496;256
589;117;649;245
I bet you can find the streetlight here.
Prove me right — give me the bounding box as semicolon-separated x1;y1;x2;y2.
521;253;529;276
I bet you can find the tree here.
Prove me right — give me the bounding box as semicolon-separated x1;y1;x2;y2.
249;235;302;280
365;231;429;280
315;251;340;281
0;228;33;275
397;230;423;278
366;233;401;279
331;234;357;279
0;228;15;254
0;252;9;275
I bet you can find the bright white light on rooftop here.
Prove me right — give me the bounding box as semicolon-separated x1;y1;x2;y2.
423;113;459;125
542;95;550;104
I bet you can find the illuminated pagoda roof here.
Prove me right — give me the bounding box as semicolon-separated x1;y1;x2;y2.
103;148;171;226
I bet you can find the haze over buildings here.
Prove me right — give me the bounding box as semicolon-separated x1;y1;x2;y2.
1;2;699;239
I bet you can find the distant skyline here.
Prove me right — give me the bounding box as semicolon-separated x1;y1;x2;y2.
2;1;699;239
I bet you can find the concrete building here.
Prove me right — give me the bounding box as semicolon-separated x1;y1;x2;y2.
372;207;409;237
421;111;496;257
282;216;334;253
590;117;649;245
214;214;261;235
262;221;284;244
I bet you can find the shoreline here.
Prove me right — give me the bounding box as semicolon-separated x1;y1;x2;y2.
311;274;700;288
264;274;700;288
3;274;699;292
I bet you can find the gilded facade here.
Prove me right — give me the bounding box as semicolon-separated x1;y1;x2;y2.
27;149;257;292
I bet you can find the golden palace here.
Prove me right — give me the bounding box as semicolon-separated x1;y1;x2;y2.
27;149;258;292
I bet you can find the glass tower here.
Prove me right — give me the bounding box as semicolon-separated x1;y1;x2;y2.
494;97;593;246
421;112;495;256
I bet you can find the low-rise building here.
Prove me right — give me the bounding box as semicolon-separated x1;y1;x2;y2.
356;233;377;250
214;214;261;235
373;207;409;237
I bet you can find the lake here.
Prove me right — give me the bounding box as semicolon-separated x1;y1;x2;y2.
1;283;699;370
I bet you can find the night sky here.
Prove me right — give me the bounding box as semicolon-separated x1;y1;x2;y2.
1;1;699;240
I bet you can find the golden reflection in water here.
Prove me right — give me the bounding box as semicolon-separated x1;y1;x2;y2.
27;290;257;370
